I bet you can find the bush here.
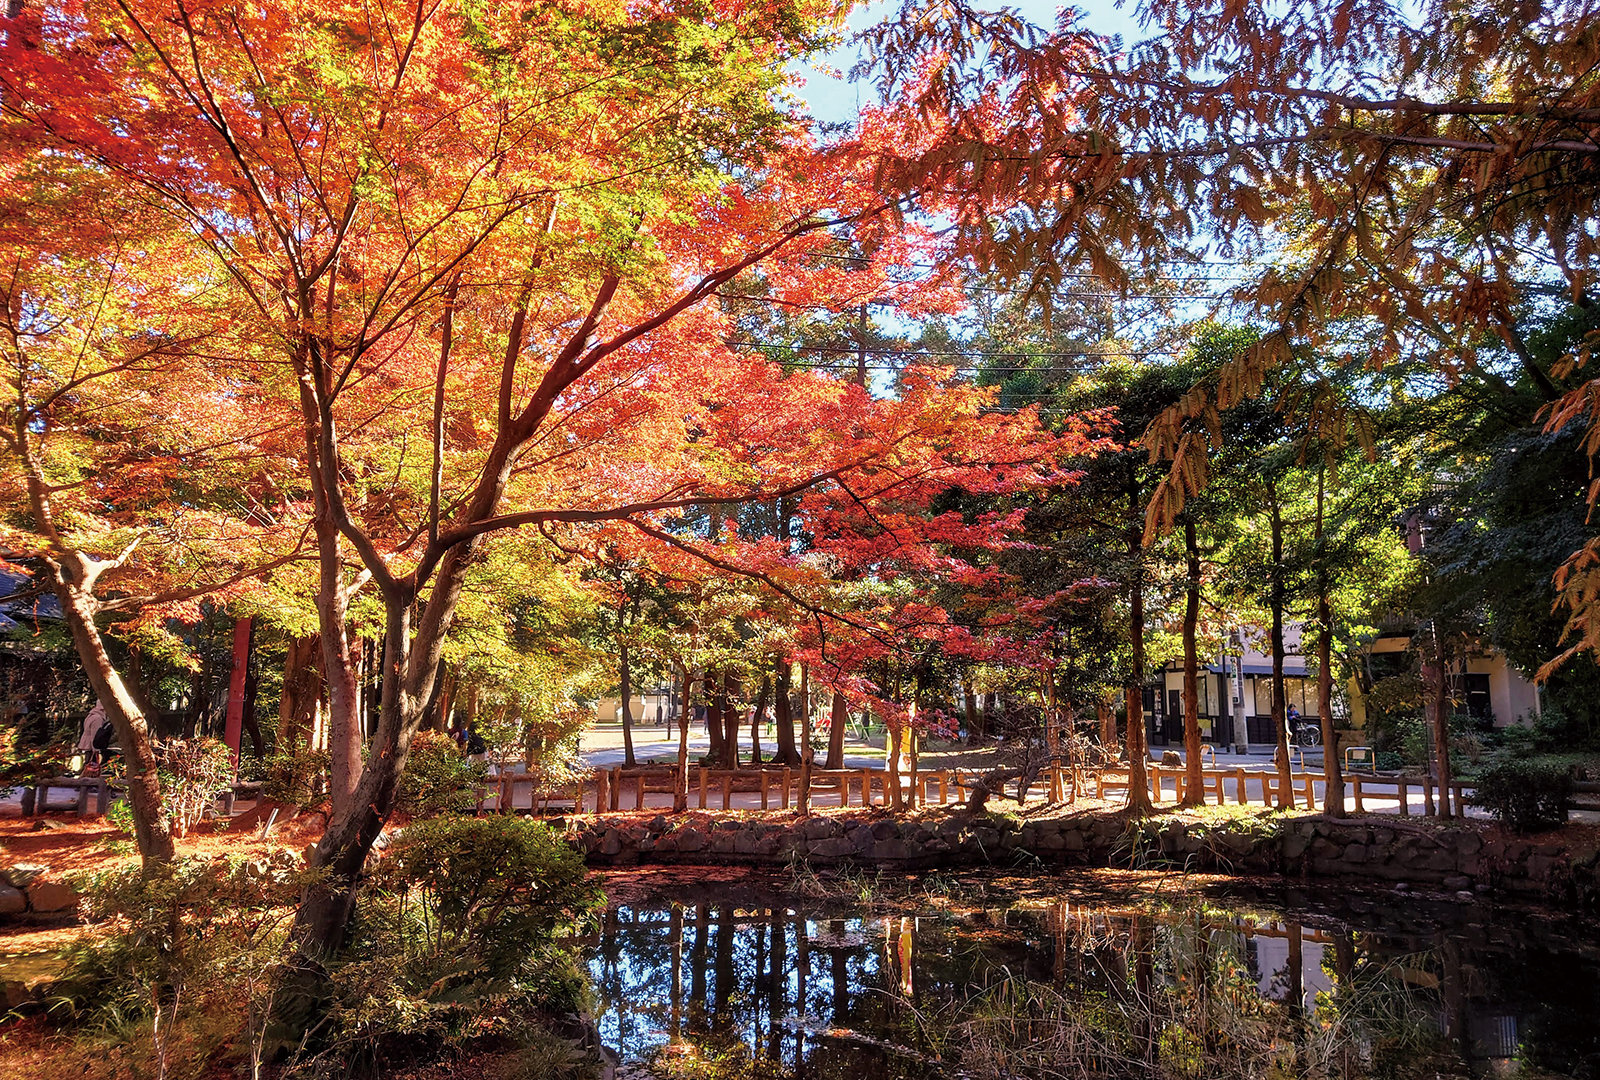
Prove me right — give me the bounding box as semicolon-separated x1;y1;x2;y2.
1469;756;1575;832
379;814;599;978
395;729;488;817
56;855;305;1077
253;747;331;806
156;737;236;837
299;816;600;1074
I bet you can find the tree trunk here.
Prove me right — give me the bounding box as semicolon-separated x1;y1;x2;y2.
620;638;636;768
674;665;691;812
1098;697;1117;752
276;636;322;751
963;688;979;745
1427;636;1455;818
751;673;771;765
50;568;176;866
798;664;813;815
886;721;904;811
1125;492;1152;814
908;720;920;809
295;600;421;959
223;616;252;774
706;668;725;764
1181;520;1204;807
720;672;741;769
1270;492;1293;808
825;690;848;769
1318;590;1344;816
773;661;799;766
1043;669;1059;766
240;623;265;758
1315;466;1345;816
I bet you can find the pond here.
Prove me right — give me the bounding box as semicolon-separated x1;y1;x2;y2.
584;871;1600;1080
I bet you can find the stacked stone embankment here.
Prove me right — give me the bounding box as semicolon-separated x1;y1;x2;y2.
568;810;1600;906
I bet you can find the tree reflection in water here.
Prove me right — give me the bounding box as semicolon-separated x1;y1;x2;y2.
584;891;1600;1080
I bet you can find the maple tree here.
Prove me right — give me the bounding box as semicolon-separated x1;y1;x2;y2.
0;0;1082;954
0;161;304;865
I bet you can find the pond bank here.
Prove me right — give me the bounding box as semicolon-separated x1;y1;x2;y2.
566;805;1600;908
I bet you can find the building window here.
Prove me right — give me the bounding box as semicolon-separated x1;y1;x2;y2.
1252;676;1314;717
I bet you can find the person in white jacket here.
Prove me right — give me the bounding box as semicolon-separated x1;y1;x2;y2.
76;702;109;774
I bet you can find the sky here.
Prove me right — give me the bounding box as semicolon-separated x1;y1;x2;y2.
791;0;1145;124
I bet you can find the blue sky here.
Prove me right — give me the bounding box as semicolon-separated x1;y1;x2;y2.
792;0;1144;123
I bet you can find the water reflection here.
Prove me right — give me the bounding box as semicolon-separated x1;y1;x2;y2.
585;889;1600;1079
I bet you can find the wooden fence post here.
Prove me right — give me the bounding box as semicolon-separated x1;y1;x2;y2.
595;771;608;816
697;766;707;810
1352;776;1364;813
1397;778;1409;816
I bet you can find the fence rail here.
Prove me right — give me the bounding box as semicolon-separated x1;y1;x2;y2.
474;762;1473;817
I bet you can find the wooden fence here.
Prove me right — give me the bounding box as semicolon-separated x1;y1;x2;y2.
476;762;1470;817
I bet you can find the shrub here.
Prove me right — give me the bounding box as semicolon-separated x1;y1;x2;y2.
395;729;488;817
299;816;601;1074
57;855;305;1078
254;747;331;806
1469;756;1575;832
380;814;599;977
156;737;236;837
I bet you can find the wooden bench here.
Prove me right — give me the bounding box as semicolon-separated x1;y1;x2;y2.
22;775;110;817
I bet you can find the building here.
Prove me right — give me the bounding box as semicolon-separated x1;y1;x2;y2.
1149;620;1543;750
1148;625;1325;749
594;689;676;725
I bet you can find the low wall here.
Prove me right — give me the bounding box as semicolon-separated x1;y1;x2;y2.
567;810;1600;907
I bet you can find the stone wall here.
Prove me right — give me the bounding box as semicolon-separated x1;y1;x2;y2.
568;810;1600;906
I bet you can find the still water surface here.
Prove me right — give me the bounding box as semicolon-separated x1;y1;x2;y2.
585;876;1600;1080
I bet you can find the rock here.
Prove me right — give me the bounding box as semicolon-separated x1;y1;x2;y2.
809;837;854;859
871;821;899;841
848;825;875;851
1033;830;1065;852
1455;890;1475;902
734;831;779;856
869;839;913;861
0;864;46;890
599;829;623;857
674;828;707;852
26;880;78;914
0;884;25;915
1442;874;1472;891
1061;830;1086;852
800;818;839;840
